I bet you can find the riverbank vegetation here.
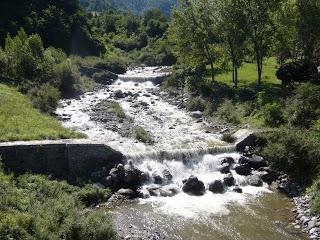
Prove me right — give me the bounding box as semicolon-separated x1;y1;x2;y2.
164;0;320;209
0;84;84;142
0;167;116;240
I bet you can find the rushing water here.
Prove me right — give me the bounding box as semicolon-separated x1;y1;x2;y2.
56;67;306;240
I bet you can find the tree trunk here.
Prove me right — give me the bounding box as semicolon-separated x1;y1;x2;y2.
232;64;235;85
235;67;238;88
256;56;262;85
210;61;215;82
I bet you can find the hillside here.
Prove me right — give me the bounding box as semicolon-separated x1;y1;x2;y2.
80;0;178;17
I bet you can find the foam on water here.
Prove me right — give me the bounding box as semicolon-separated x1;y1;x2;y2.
135;153;270;220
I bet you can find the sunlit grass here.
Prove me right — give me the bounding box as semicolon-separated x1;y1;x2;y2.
213;58;280;88
0;84;85;142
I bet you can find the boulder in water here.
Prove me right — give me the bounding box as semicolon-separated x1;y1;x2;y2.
114;90;125;99
223;174;235;187
209;180;224;194
234;164;252;176
190;111;203;119
233;186;243;193
247;154;267;169
247;175;263;187
221;157;235;165
219;163;231;174
152;172;163;184
162;169;173;182
238;156;249;164
182;176;206;196
117;188;137;199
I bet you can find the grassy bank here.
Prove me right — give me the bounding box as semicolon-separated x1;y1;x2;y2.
0;84;85;142
214;58;280;88
0;169;116;240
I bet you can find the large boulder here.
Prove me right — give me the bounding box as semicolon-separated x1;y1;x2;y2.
182;176;206;196
152;172;163;184
162;169;173;182
234;129;255;152
234;164;252;176
238;156;249;164
223;174;235;187
109;166;125;190
247;154;267;169
221;157;235;165
209;180;224;194
257;171;277;184
190;111;203;119
124;168;143;190
117;188;137;199
247;175;263;187
219;163;231;174
114;90;125;99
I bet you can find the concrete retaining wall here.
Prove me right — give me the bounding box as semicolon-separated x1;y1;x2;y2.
0;140;124;179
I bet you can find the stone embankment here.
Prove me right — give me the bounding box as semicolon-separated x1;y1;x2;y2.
0;139;123;179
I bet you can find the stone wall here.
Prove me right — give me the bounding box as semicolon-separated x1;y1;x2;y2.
0;140;124;179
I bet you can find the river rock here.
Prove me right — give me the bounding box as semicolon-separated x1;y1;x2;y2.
152;172;163;184
182;176;206;196
234;164;251;176
247;175;263;187
162;169;173;182
190;111;203;119
117;188;137;199
233;186;243;193
221;157;235;165
258;171;277;184
114;90;125;98
109;167;125;190
247;154;267;169
209;180;224;194
238;156;249;164
219;163;231;174
223;174;235;187
124;168;143;190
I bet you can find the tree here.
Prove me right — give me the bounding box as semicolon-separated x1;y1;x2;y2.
238;0;281;85
169;0;221;82
217;0;248;88
296;0;320;63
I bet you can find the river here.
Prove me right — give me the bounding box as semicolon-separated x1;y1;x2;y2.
56;67;306;240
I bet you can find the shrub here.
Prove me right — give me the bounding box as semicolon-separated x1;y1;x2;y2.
216;99;241;124
263;102;283;127
308;177;320;215
276;61;312;86
284;83;320;128
221;133;236;143
75;185;111;207
187;96;207;112
28;83;60;113
256;127;320;184
134;127;153;143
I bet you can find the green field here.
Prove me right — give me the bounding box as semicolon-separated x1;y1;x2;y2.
0;84;85;142
214;58;280;88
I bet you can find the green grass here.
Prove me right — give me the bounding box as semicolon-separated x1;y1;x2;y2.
134;127;153;144
214;58;280;88
109;101;126;119
0;84;85;142
0;171;116;240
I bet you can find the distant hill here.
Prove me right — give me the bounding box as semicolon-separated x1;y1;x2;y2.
79;0;178;17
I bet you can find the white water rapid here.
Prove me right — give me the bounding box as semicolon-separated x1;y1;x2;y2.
56;67;305;240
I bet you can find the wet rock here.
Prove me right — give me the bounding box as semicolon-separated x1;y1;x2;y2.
238;156;249;164
162;169;173;182
233;186;243;193
223;174;235;187
182;176;205;196
101;175;112;188
190;111;203;119
247;154;267;169
209;180;224;194
152;172;163;184
247;175;263;187
234;164;252;176
117;188;137;199
147;186;161;196
221;157;235;165
219;163;231;174
124;168;143;190
258;171;277;184
114;90;125;98
109;167;125;190
140;101;149;107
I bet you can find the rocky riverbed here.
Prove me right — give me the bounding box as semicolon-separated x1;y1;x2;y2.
56;67;309;240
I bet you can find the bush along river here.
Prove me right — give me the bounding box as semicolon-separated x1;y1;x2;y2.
56;67;307;240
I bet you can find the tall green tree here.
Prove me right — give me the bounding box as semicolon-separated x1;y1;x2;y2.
169;0;221;82
218;0;248;88
238;0;282;85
